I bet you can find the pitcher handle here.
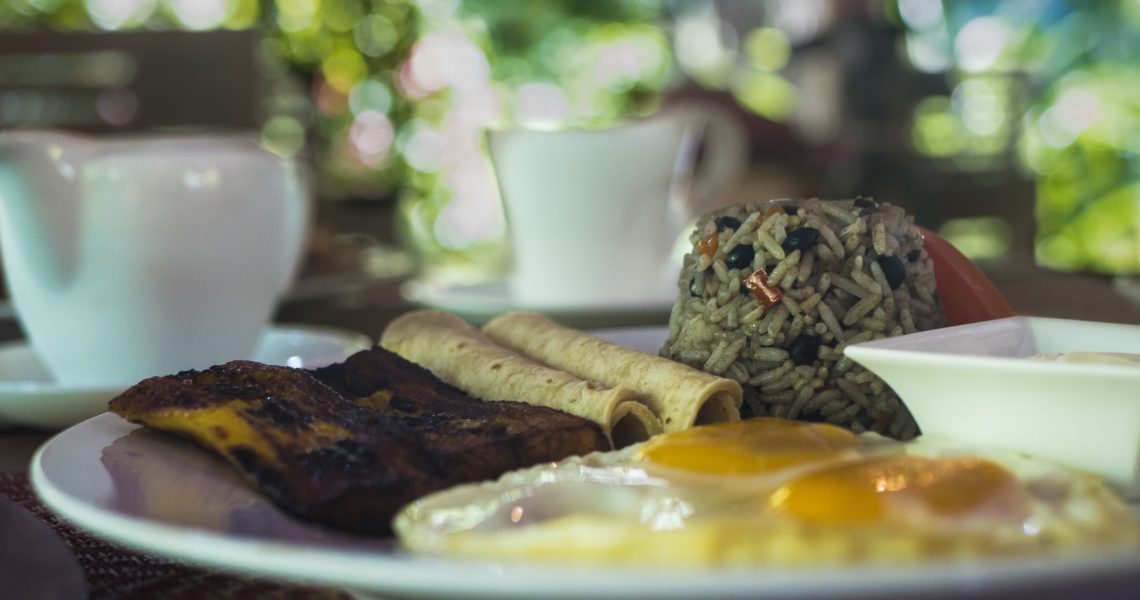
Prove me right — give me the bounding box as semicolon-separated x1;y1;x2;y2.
670;101;750;220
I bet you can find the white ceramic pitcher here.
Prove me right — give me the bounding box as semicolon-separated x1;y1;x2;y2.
0;130;310;386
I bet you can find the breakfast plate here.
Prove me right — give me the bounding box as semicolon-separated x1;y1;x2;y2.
400;278;674;328
30;328;1140;600
0;325;372;429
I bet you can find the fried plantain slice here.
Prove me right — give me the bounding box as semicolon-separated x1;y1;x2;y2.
109;347;608;534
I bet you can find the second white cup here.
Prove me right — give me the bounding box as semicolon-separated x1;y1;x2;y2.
487;103;748;308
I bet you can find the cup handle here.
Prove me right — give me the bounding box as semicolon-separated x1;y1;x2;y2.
670;102;749;219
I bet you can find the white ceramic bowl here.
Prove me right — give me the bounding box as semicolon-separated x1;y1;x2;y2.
844;316;1140;498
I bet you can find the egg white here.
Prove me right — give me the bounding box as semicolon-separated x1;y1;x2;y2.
394;426;1140;567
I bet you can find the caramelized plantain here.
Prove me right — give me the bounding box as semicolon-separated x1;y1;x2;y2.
109;347;608;534
313;346;611;482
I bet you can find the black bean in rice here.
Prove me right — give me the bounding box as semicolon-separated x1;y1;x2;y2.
661;198;943;439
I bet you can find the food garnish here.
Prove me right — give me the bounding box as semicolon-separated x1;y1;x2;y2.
698;232;718;257
917;225;1015;327
743;268;783;308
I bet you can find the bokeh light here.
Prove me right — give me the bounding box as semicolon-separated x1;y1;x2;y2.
415;0;458;23
85;0;155;30
938;217;1013;263
95;88;138;125
911;96;962;158
167;0;227;30
675;4;734;86
733;69;795;122
408;30;490;94
514;82;569;126
349;110;395;165
905;29;951;73
953;17;1007;74
898;0;943;32
349;79;394;115
398;119;445;173
744;27;790;72
355;14;400;57
222;0;258;29
260;114;306;157
276;0;320;33
321;45;368;94
951;78;1005;136
769;0;831;44
321;0;365;33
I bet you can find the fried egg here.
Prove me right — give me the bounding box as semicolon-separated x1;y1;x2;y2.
394;419;1139;567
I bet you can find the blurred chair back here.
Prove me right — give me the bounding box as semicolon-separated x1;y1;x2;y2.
0;30;258;132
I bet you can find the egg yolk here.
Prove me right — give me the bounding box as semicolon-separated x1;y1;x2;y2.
636;418;861;475
768;455;1028;526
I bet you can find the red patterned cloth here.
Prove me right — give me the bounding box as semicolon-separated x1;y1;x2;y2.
0;472;351;600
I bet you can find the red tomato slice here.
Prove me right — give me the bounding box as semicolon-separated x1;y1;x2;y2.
918;226;1015;326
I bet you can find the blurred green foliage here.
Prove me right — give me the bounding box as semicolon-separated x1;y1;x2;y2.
0;0;420;201
450;0;675;127
893;0;1140;274
11;1;1134;275
0;0;688;279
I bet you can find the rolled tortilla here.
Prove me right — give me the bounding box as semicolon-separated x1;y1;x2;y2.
380;310;662;448
483;312;742;432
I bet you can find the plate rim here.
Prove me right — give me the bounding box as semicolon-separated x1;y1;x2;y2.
27;322;1140;599
30;414;1140;600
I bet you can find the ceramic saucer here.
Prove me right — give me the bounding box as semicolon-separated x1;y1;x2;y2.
400;278;676;328
0;325;372;430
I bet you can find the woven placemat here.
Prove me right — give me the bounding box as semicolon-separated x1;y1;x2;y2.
0;472;351;600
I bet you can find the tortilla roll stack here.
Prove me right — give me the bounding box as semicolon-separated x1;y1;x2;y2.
380;310;662;448
483;312;742;432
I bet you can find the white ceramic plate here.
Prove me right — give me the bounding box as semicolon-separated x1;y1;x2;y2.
29;327;1140;599
400;278;674;328
844;316;1140;497
0;325;372;429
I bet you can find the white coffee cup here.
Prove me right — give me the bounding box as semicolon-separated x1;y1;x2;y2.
0;130;310;386
487;102;747;308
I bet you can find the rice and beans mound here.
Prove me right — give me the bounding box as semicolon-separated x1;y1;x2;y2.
661;198;944;439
